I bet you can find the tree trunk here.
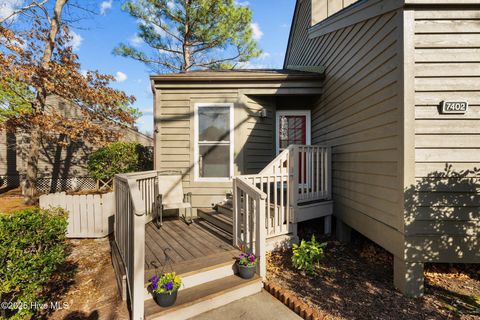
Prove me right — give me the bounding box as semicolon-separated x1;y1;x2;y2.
23;0;67;204
182;0;191;72
24;126;41;204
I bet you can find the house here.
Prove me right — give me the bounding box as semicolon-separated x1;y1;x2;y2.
284;0;480;297
0;95;153;193
111;0;479;318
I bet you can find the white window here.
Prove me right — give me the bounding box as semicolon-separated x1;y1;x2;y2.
194;103;234;182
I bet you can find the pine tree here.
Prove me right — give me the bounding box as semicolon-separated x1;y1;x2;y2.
114;0;262;72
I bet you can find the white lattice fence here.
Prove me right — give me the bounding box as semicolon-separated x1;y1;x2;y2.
0;175;20;189
36;177;97;194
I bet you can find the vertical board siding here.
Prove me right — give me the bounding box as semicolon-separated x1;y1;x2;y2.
285;0;404;256
39;192;114;238
410;9;480;261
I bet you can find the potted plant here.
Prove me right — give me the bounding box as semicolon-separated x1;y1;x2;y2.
236;252;258;279
149;272;182;307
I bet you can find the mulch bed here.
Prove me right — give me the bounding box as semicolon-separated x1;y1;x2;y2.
267;232;480;320
41;237;129;320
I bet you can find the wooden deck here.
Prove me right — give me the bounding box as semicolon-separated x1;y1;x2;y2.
144;218;239;280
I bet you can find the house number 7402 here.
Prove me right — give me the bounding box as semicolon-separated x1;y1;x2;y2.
441;101;468;114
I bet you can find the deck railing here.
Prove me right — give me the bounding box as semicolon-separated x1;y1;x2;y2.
114;170;158;320
294;145;332;203
232;177;267;278
233;145;331;279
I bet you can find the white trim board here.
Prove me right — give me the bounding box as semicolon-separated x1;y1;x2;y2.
275;110;312;154
194;103;235;183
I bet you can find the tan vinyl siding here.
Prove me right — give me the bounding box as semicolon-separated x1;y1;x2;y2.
311;0;359;26
243;96;275;174
285;0;405;256
408;9;480;262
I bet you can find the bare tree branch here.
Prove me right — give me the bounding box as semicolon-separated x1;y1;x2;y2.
0;0;48;24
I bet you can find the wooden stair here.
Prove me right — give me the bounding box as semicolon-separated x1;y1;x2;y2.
198;208;233;234
143;246;262;319
143;210;262;319
145;274;262;320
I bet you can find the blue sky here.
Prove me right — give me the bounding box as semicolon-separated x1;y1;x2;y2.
3;0;296;134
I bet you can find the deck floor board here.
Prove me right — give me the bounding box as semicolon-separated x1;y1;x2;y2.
144;218;238;279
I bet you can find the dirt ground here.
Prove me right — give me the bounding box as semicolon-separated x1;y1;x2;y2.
42;237;129;320
267;231;480;320
0;188;34;213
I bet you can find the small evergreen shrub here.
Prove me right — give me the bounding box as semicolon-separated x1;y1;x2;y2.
291;235;327;274
0;207;68;319
87;142;153;181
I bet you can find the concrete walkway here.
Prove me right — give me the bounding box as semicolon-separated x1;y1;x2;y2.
190;290;302;320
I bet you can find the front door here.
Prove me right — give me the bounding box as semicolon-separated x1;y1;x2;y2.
276;111;311;184
276;110;311;154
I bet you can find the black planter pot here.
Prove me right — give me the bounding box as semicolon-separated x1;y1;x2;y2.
153;289;178;307
237;263;256;279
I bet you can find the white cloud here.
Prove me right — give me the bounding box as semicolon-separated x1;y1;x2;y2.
115;71;127;82
259;52;271;60
67;30;83;51
234;0;250;6
0;0;23;22
166;1;176;10
237;61;267;70
100;0;112;15
251;22;263;40
129;34;144;47
281;23;289;28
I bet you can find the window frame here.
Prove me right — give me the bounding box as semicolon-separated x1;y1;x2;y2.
194;102;234;182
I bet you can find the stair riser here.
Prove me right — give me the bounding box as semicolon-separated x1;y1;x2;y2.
148;280;263;320
198;211;233;234
217;205;233;217
144;263;236;301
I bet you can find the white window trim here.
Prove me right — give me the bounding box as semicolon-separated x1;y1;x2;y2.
275;110;311;154
194;103;234;182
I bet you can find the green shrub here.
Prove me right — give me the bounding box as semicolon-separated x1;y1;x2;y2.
87;141;153;181
291;235;326;274
0;207;68;319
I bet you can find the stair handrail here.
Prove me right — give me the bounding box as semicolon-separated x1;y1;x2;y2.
259;146;292;175
233;176;267;278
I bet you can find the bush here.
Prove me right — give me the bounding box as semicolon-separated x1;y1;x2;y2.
291;235;326;274
0;207;68;319
87;142;153;181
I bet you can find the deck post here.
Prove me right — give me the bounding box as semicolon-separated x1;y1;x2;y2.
289;146;299;219
335;218;351;243
128;178;146;320
323;215;332;235
256;196;267;279
132;213;145;320
232;178;238;248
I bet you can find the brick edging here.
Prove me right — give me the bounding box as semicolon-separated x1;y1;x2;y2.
264;281;325;320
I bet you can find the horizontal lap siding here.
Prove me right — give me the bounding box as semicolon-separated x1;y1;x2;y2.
286;0;404;256
243;96;275;174
156;89;239;209
410;9;480;262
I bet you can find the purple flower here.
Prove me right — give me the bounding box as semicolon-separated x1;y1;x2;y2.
150;275;160;290
163;281;174;291
249;255;255;262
